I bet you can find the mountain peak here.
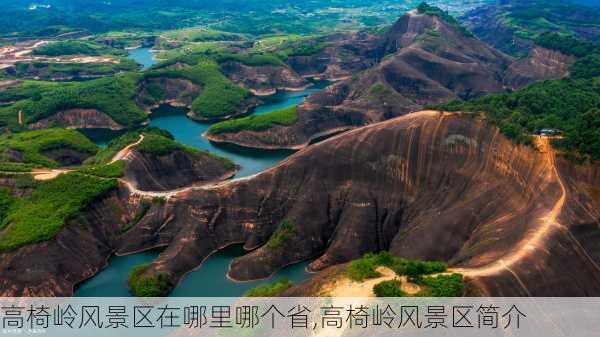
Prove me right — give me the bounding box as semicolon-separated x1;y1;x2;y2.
379;4;475;56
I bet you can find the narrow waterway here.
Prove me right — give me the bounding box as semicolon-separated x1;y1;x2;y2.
148;82;328;177
127;47;157;70
75;81;328;296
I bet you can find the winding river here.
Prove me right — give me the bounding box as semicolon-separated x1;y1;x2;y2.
75;79;329;297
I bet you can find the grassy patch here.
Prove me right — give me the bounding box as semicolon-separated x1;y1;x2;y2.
244;278;293;297
90;127;173;164
412;273;465;297
347;252;447;282
213;51;285;67
0;187;14;227
0;73;146;129
78;160;125;178
417;3;474;37
0;80;61;103
31;40;126;57
373;280;406;297
162;28;244;43
348;258;383;281
435;77;600;159
208;105;298;135
0;128;98;168
571;54;600;80
0;162;36;172
266;218;295;250
136;133;183;156
0;173;117;252
148;58;250;119
121;200;151;233
535;33;600;58
128;264;171;297
13;59;139;79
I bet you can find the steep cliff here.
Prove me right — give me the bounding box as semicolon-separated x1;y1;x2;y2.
207;10;515;150
28;108;125;131
504;47;576;89
220;61;308;96
123;148;237;192
140;111;600;296
136;77;202;111
1;111;599;296
285;32;380;80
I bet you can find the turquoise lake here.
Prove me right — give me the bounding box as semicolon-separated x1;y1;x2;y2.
75;81;328;296
127;47;157;70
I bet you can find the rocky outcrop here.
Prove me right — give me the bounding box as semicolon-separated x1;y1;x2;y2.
209;11;514;150
0;186;134;297
286;32;380;80
136;77;202;111
156;112;599;296
41;148;95;166
461;1;600;56
28;108;125;130
1;111;599;296
123;149;237;192
504;47;576;89
460;4;534;56
220;61;308;95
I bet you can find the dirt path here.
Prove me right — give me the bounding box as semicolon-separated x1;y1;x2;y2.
110;134;144;164
31;168;73;181
453;136;567;277
323;267;421;297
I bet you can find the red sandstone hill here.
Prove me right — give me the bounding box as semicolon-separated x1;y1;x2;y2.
2;111;598;296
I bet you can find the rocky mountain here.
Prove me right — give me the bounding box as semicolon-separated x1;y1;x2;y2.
220;61;309;96
461;0;600;56
504;46;576;89
207;9;516;150
123;147;237;192
1;111;599;296
285;31;381;81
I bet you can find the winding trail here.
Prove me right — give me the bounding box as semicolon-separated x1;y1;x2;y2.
110;134;144;164
32;168;73;181
453;136;567;278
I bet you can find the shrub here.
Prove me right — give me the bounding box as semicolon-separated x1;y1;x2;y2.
78;160;124;178
214;51;285;67
535;33;600;58
208;106;298;135
398;260;447;277
136;133;182;156
413;273;464;297
90;127;174;164
128;264;171;297
13;59;138;79
266;219;295;250
347;251;448;281
0;187;14;228
1;73;147;129
147;58;250;119
0;128;98;168
571;54;600;80
0;173;118;252
373;280;406;297
348;258;382;281
31;40;125;57
435;77;600;160
121;200;151;233
244;278;293;297
416;2;473;37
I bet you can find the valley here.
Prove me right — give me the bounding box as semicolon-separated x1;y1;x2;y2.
0;1;598;300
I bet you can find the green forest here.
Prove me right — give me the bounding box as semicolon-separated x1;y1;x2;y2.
437;77;600;160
